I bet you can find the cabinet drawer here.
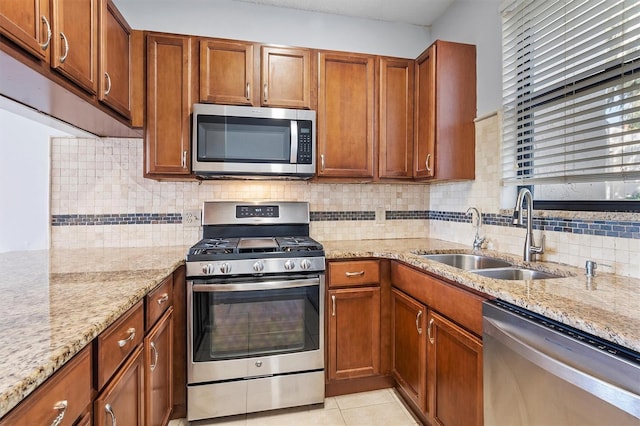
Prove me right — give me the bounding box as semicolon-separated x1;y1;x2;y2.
328;260;380;288
146;274;173;330
0;346;92;426
96;300;144;389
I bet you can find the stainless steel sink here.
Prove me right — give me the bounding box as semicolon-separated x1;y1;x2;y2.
472;267;563;280
421;254;512;270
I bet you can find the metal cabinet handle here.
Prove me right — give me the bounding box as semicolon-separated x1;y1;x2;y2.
59;32;69;63
425;154;432;173
416;310;423;335
321;154;325;172
157;293;169;305
117;327;136;347
40;16;52;50
50;400;67;426
182;150;187;168
428;318;435;344
263;83;268;102
104;72;112;96
105;403;117;426
345;271;365;277
150;341;159;371
246;82;251;101
331;294;336;316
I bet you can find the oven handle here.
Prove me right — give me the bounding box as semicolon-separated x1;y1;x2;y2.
192;277;320;292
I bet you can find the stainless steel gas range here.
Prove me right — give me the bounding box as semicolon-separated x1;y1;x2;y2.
185;201;325;422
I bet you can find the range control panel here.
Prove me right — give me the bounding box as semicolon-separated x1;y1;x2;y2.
236;205;279;218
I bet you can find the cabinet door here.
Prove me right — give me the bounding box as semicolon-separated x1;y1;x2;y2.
379;57;414;179
0;0;51;60
428;311;482;426
51;0;98;94
95;346;145;426
414;44;435;179
98;0;131;118
318;52;376;178
200;39;254;105
145;308;174;426
327;287;380;380
261;46;311;109
391;288;427;414
145;34;192;176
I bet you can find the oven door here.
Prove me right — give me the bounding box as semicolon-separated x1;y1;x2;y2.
187;273;325;384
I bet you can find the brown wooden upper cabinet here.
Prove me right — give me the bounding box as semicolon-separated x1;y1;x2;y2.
98;0;131;118
0;0;51;62
145;33;195;177
379;57;415;179
50;0;99;94
415;40;476;181
199;39;313;109
317;51;376;179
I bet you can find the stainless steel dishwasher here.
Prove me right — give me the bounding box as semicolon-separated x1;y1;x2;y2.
483;300;640;425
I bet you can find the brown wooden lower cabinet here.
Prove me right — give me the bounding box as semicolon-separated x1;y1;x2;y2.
428;311;483;426
145;307;174;426
391;288;427;415
94;345;145;426
327;286;381;381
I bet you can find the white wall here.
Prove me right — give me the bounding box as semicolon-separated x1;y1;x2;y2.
430;0;503;116
0;110;61;252
113;0;432;58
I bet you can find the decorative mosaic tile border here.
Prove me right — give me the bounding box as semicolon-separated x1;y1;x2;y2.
310;211;375;221
51;213;182;226
51;210;640;240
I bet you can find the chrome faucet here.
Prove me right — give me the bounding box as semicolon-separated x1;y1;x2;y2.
512;188;544;262
466;207;485;250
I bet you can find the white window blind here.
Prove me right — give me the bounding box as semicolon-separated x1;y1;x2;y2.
502;0;640;185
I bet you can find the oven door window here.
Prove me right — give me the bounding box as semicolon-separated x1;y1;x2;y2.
197;115;291;163
192;284;320;362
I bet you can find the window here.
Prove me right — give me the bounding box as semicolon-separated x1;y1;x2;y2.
501;0;640;210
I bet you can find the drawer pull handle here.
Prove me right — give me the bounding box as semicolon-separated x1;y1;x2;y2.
117;327;136;347
51;400;67;426
40;16;52;50
150;341;159;371
105;403;117;426
59;32;69;64
331;294;336;316
157;293;169;305
345;271;365;277
428;318;435;344
416;311;423;335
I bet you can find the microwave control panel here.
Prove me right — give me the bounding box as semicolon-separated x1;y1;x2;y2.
297;122;313;164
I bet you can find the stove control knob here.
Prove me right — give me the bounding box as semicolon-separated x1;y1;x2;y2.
219;262;232;274
253;261;264;273
202;264;215;275
284;260;295;270
300;259;312;270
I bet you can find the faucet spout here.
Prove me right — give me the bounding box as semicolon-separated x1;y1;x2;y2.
513;188;544;261
466;207;485;250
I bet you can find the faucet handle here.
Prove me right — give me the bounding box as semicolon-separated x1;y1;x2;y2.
530;234;545;255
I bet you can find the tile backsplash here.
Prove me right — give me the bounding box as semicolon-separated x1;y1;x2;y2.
50;112;640;278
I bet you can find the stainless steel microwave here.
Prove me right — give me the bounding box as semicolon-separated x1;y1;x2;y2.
192;104;316;179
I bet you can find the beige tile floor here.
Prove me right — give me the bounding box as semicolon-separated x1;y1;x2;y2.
169;388;420;426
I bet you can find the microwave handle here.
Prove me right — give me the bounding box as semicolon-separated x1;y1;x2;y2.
290;120;298;164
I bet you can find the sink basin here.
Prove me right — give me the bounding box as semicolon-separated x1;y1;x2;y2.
472;267;563;280
421;254;512;270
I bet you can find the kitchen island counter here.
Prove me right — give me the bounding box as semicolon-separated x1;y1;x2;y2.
0;246;187;419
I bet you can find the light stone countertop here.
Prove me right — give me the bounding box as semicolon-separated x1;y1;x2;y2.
1;238;639;419
0;246;188;419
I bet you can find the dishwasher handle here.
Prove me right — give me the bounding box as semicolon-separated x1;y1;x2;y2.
483;315;640;419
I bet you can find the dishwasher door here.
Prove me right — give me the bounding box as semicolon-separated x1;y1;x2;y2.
483;300;640;426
